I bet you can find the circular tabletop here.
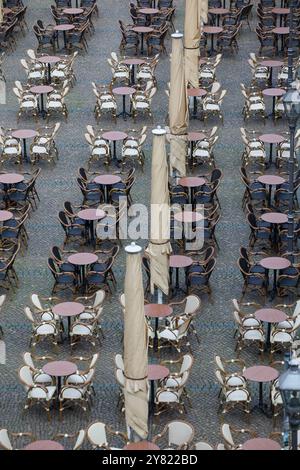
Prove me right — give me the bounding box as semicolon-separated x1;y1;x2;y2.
242;438;281;451
24;440;64;451
203;26;223;34
259;133;284;144
260;59;284;68
174;211;204;223
0;210;13;222
77;208;106;221
208;7;230;14
68;252;98;266
38;55;61;64
169;254;193;269
260;256;291;270
54;24;75;31
272;26;289;34
255;308;287;323
272;7;290;14
94;174;122;186
261;212;288;224
199;58;207;65
188;132;206;142
132;26;154;33
3;8;12;15
257;175;285;186
179;176;206;188
0;173;24;184
148;364;169;381
63;8;84;14
187;88;207;97
124;441;160;450
243;365;279;383
139;7;159;14
11;129;37;139
52;301;85;317
43;361;77;377
262;87;286;97
102;130;128;141
122;58;145;65
113;86;136;96
145;303;173;318
30;85;54;94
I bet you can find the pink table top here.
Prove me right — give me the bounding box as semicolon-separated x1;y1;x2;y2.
261;212;288;224
113;86;136;96
272;7;290;14
259;133;284;144
11;129;37;139
255;308;287;323
188;132;206;142
199;58;207;65
24;440;64;451
52;301;85;317
148;364;169;381
102;131;128;141
257;175;285;186
260;256;291;270
63;8;84;14
260;60;284;68
43;360;77;377
0;173;24;184
244;365;279;383
132;26;154;33
242;438;281;451
169;254;193;269
262;87;286;97
30;85;54;94
203;26;223;34
54;24;75;31
0;210;13;222
139;7;159;14
179;176;206;188
3;8;12;14
77;208;106;221
187;88;207;97
272;26;289;34
94;174;122;185
174;211;203;223
122;58;145;65
208;7;230;14
145;303;173;318
68;252;98;266
38;55;61;64
124;441;160;450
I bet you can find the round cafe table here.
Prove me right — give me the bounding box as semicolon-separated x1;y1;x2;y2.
43;360;77;393
132;26;154;54
262;88;286;119
148;364;169;414
188;132;206;166
30;85;54;119
257;175;285;207
259;60;283;87
38;55;61;84
124;441;160;450
179;176;206;204
187;88;207;119
53;24;75;50
0;210;13;223
68;252;98;293
11;129;37;162
138;8;159;26
102;130;128;165
243;365;279;415
169;254;193;292
203;26;223;55
255;308;287;350
208;8;230;26
272;8;290;26
145;303;173;351
112;86;136;120
259;133;284;166
52;301;85;335
3;8;12;16
272;26;289;51
24;440;65;451
63;8;84;17
259;256;291;300
122;58;145;85
77;208;106;246
0;173;24;186
242;438;281;451
94;174;122;203
261;212;288;248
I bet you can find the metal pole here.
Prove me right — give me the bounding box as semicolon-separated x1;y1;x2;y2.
287;1;295;86
291;423;298;450
287;122;296;262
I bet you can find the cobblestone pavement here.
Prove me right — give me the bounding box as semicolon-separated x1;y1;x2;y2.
0;0;291;448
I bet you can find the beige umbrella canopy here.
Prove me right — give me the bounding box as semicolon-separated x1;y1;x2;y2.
146;127;172;296
169;32;189;177
184;0;208;88
0;0;3;24
124;242;148;440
